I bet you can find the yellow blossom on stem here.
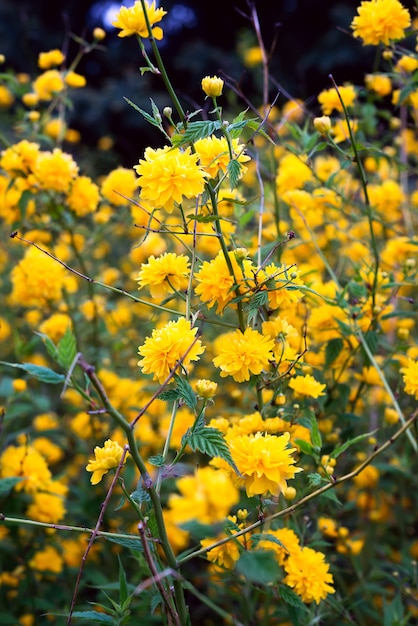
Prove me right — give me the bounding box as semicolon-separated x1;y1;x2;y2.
201;75;224;97
34;148;79;192
38;49;65;69
228;431;302;497
33;70;64;101
64;71;86;88
67;176;100;216
318;84;356;115
195;379;218;399
137;318;205;383
112;1;167;39
137;252;190;299
0;444;52;494
101;167;137;205
10;246;67;308
400;359;418;400
194;135;250;179
314;115;332;134
288;374;326;398
283;546;335;604
134;145;206;212
86;439;127;485
351;0;411;46
213;328;275;382
195;250;251;313
255;527;301;565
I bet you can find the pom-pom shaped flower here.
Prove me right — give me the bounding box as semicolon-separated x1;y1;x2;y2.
10;246;67;308
201;75;224;97
112;1;167;39
195;250;248;314
101;167;137;205
86;439;127;485
67;176;100;216
34;148;79;193
0;444;52;494
351;0;411;46
400;359;418;400
65;71;86;88
194;135;250;180
138;318;205;383
228;432;302;497
33;70;65;101
38;49;65;70
318;84;356;115
213;328;274;382
255;527;301;565
0;140;40;175
134;146;207;212
288;374;326;398
283;546;335;604
137;252;190;299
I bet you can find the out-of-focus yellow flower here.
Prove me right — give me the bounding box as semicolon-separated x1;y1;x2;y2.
67;176;100;216
318;84;356;115
29;546;63;573
401;359;418;400
22;92;39;107
93;27;106;41
65;71;86;88
101;166;136;205
314;115;332;133
243;46;263;67
365;73;392;96
10;246;67;308
0;444;51;494
351;0;411;46
201;75;224;97
0;85;14;108
112;1;167;39
38;49;65;69
34;147;78;192
12;379;27;392
86;439;127;485
256;527;300;565
26;491;66;524
33;70;64;101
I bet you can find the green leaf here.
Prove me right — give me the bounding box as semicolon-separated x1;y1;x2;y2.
348;280;367;299
227;159;242;190
71;611;114;624
57;327;77;369
236;549;281;584
118;555;129;606
279;584;307;609
171;120;221;147
158;389;180;403
319;489;342;506
35;332;58;361
308;414;322;450
325;338;343;368
0;362;65;384
175;376;197;411
103;534;144;552
294;439;316;458
362;330;379;359
330;429;377;459
308;472;323;487
188;427;238;472
0;476;23;496
148;454;165;467
186;213;219;223
123;97;161;128
18;189;33;221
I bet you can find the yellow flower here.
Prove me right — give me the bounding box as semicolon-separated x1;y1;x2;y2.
395;55;418;73
313;115;332;133
318;516;339;539
22;92;39;107
0;444;52;494
0;140;40;175
137;252;190;299
67;176;100;216
242;46;263;67
351;0;411;45
134;146;207;212
228;431;302;497
195;250;248;313
64;71;86;88
0;85;14;108
195;379;218;399
365;73;392;96
33;69;65;101
201;75;224;97
167;467;239;525
137;318;205;383
256;527;301;565
101;166;137;205
29;545;64;574
318;84;356;115
86;439;127;485
276;153;313;195
10;246;67;308
283;546;335;604
331;118;358;143
288;374;326;398
112;0;167;39
38;49;65;69
93;27;106;41
26;492;66;524
34;148;79;192
213;328;275;382
201;517;245;569
194;135;250;179
401;359;418;400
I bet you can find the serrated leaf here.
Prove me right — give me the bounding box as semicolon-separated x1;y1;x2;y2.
71;611;114;624
57;327;77;369
294;439;316;457
236;549;281;584
0;476;23;496
35;332;58;361
279;585;306;609
325;338;343;368
188;427;238;472
227;159;242;190
0;362;65;384
330;429;377;459
148;454;165;467
175;376;197;410
171;120;221;147
308;472;324;487
158;389;180;403
123;97;161;128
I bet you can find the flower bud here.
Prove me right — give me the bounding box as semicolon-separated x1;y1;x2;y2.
93;27;106;41
314;115;331;134
195;379;217;399
163;106;172;118
283;486;297;501
201;75;224;97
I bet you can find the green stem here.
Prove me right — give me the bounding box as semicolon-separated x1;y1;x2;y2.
155;400;179;494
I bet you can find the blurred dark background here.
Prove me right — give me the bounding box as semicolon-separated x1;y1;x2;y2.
0;0;416;169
